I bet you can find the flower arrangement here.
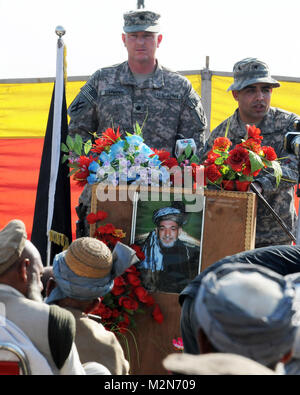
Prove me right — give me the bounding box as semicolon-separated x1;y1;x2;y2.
202;124;282;191
61;124;202;188
87;210;164;334
172;337;184;352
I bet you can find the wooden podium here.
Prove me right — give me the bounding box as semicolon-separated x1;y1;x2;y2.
90;185;257;374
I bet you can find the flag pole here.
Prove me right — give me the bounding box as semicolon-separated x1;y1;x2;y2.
46;26;66;266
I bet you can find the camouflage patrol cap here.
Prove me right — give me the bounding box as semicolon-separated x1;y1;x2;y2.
123;9;161;33
228;58;280;91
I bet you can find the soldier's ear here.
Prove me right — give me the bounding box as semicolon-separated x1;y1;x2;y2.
232;90;239;102
122;33;127;47
157;34;163;48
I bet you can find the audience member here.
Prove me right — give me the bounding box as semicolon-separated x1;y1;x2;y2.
179;244;300;355
179;262;297;371
0;219;93;375
46;236;139;375
163;352;275;375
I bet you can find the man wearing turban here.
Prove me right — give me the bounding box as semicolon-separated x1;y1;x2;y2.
138;204;200;293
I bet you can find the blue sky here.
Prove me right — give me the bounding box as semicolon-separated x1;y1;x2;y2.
1;0;299;79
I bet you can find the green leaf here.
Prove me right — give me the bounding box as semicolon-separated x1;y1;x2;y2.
73;141;82;156
75;133;83;146
67;162;79;169
190;154;200;164
66;135;74;151
271;160;282;187
134;122;142;136
248;150;264;173
177;154;185;163
61;142;69;153
184;144;192;158
62;154;69;164
84;140;92;155
215;157;225;166
68;168;79;177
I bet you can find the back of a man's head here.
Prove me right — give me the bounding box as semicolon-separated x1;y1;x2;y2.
0;219;44;301
194;263;297;369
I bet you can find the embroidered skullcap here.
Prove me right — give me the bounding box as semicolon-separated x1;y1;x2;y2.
0;220;27;275
194;263;297;367
65;237;113;279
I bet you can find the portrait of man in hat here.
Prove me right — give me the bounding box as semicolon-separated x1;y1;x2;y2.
134;200;203;294
201;57;300;249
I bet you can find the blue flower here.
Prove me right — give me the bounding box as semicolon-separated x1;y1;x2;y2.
148;156;161;167
110;141;125;160
139;143;154;157
88;161;100;173
99;151;111;165
125;135;143;146
87;173;98;184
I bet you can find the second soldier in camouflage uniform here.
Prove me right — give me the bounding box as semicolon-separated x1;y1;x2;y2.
68;9;207;236
201;58;300;248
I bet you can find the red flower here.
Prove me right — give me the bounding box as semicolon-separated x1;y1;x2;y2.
86;213;98;225
118;313;130;333
246;124;263;143
114;277;126;287
144;294;155;306
96;223;116;235
205;164;222;183
127;273;141;287
125;264;141;276
240;139;262;155
118;296;139;311
111;286;126;296
150;148;171;162
262;146;277;161
152;304;164;324
134;286;149;303
226;146;249;172
73;155;95;186
163;157;179;169
94;303;112;319
213;137;232;152
112;309;121;319
129;244;145;261
92;127;122;154
203;150;221;166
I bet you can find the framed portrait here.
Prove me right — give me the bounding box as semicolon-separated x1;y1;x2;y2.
132;187;205;294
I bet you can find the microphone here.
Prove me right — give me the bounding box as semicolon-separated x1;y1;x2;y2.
174;138;197;159
294;120;300;131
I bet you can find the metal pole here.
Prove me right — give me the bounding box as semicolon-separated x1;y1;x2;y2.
201;56;212;137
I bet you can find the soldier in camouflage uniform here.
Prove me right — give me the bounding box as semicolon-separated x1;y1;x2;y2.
201;58;300;248
68;9;207;237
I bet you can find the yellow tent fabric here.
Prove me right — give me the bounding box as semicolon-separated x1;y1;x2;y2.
210;75;300;131
1;74;300;138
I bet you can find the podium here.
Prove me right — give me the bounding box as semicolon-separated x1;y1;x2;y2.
90;185;257;374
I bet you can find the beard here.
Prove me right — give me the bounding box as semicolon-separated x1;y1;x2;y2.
159;239;176;248
27;273;43;303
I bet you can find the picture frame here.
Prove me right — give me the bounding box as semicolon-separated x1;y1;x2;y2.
132;187;205;294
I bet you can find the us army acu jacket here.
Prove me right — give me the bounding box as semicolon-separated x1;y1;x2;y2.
200;107;300;247
68;61;207;154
